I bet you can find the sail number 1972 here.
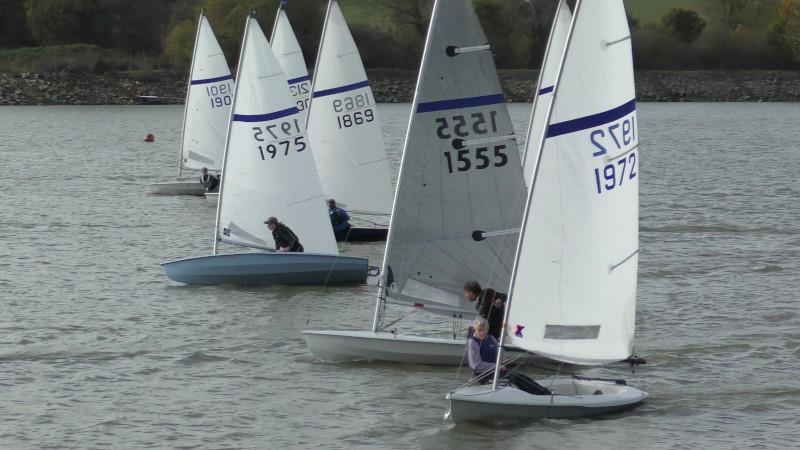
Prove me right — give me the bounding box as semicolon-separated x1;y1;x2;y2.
589;115;637;194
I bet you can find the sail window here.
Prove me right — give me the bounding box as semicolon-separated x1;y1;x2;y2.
544;325;600;339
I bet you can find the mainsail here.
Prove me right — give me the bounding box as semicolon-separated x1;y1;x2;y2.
521;0;572;186
504;0;638;366
270;5;312;126
214;15;338;255
179;12;233;174
380;0;526;317
306;0;393;215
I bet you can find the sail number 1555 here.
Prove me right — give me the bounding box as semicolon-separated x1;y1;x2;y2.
444;145;508;173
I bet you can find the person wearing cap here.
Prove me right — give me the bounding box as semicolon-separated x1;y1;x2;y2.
264;217;304;252
327;199;351;240
200;167;219;192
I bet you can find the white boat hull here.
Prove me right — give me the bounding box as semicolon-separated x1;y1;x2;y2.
445;377;648;422
150;181;208;196
205;192;219;202
302;330;466;365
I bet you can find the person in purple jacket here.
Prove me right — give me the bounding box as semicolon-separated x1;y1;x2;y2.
465;318;550;395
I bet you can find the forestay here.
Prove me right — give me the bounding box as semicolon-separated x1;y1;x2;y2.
180;13;233;172
306;0;392;215
215;16;338;255
270;6;312;126
521;0;571;186
504;0;638;366
382;0;526;316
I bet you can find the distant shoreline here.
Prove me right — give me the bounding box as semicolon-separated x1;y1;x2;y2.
1;70;799;105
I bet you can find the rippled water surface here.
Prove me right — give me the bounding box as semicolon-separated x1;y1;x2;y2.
1;103;799;448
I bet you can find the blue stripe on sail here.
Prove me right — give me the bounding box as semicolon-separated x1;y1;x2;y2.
233;107;298;122
190;74;234;85
546;99;636;138
538;85;554;95
416;93;505;113
287;75;311;85
313;80;370;98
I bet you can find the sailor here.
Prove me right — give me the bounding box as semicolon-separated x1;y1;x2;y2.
466;317;549;394
327;199;351;240
464;281;506;339
200;167;219;192
264;216;304;252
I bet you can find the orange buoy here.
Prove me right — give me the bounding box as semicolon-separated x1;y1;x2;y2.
144;133;155;142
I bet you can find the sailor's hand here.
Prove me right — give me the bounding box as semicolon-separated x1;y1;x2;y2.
278;246;289;252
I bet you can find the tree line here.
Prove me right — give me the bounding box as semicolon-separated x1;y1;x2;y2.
1;0;800;73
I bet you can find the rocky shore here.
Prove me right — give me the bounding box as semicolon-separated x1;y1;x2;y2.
1;69;799;105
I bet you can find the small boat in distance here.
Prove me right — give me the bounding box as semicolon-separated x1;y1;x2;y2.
162;13;368;286
151;11;233;196
446;0;648;422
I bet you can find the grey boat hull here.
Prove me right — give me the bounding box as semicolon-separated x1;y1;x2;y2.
445;378;648;423
162;252;368;286
150;181;208;196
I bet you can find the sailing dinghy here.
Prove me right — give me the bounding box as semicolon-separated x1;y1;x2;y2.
445;0;648;422
151;11;232;196
270;1;312;127
303;0;527;363
162;14;368;286
305;0;393;242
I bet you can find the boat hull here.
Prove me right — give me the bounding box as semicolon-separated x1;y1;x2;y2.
303;330;466;365
162;252;368;286
150;181;208;196
339;227;387;242
445;378;648;422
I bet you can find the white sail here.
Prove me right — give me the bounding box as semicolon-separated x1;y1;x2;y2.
306;0;393;215
180;13;233;172
381;0;526;316
504;0;638;366
270;7;312;126
521;0;572;186
215;16;338;255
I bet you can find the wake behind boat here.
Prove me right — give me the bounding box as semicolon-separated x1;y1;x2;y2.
162;13;368;287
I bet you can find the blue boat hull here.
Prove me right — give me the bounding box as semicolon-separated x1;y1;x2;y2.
161;252;368;286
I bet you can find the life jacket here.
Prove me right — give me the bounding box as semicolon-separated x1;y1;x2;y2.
329;208;344;226
471;336;498;365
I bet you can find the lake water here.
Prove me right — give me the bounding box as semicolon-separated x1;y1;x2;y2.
0;103;798;449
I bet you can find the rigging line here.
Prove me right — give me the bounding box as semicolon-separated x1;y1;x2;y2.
379;307;419;330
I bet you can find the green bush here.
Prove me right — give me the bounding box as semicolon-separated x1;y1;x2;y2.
662;8;706;43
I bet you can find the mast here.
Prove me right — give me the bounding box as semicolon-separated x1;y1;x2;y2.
305;0;334;128
491;0;582;390
269;0;285;42
177;9;205;180
520;0;564;176
212;12;252;255
370;0;439;332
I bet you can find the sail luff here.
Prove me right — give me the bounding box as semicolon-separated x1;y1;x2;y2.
212;13;252;255
306;0;334;128
521;0;571;186
371;0;439;331
177;11;206;179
